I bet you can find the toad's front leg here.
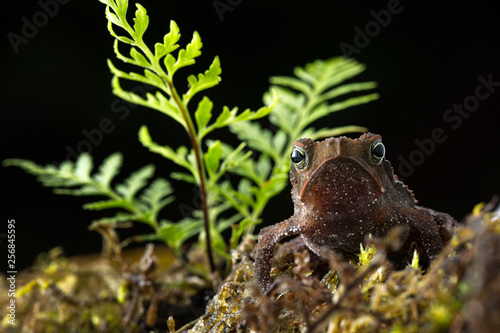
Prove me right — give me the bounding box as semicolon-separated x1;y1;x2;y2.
255;218;303;292
413;207;457;260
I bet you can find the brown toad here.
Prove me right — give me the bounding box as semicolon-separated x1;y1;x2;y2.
255;133;456;291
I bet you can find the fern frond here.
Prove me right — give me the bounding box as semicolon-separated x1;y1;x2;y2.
3;153;173;229
267;56;379;141
220;56;378;238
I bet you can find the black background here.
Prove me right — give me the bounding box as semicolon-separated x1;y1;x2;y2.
2;0;499;271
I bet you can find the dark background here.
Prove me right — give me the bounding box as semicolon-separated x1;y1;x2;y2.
2;0;499;271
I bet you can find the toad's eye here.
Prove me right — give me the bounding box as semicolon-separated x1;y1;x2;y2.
291;146;308;170
370;140;385;164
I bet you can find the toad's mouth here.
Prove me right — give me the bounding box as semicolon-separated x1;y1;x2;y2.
298;156;384;210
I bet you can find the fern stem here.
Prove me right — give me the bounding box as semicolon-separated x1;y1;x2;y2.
128;18;216;273
165;80;216;274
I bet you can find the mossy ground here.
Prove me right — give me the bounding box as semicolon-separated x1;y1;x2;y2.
1;201;499;332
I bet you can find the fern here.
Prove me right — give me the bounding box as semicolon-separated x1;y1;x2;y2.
97;0;276;272
3;153;173;229
3;0;379;281
266;57;378;141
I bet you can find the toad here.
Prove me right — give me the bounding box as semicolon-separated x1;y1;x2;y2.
255;133;456;291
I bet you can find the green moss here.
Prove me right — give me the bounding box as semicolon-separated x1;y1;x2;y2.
2;202;499;332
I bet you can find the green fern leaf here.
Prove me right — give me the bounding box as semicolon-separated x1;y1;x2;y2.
194;96;213;132
266;57;379;142
156;218;203;250
129;47;150;68
116;165;155;201
95;153;123;187
217;142;252;175
267;76;311;95
139;126;194;172
140;178;175;219
184;56;222;101
74;154;93;181
54;186;103;196
104;5;122;28
317;82;378;105
4;155;91;189
167;31;203;76
205;140;223;177
229;122;280;160
132;4;149;40
154;21;181;59
5;151;175;230
110;75;183;124
170;172;197;184
84;199;128;210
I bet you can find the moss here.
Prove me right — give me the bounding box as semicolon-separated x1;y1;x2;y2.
184;201;500;332
2;201;499;332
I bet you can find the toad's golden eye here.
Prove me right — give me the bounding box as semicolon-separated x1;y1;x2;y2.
370;140;385;164
291;146;308;170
